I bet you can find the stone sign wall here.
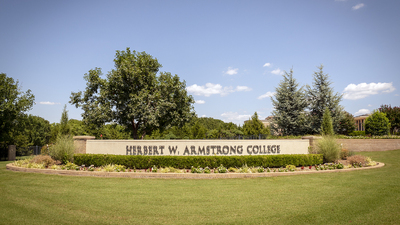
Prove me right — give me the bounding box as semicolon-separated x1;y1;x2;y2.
85;139;309;156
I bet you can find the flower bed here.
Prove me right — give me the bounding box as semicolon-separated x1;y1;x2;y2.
10;158;380;174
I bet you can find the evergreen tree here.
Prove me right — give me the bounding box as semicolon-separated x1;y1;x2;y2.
271;69;308;136
306;65;343;134
59;105;71;136
243;112;270;137
321;108;334;135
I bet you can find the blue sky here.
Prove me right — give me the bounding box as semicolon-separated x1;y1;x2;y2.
1;0;399;125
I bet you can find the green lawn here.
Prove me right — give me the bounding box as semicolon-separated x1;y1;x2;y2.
1;150;399;225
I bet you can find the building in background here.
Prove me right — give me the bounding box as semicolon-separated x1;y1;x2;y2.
354;114;370;131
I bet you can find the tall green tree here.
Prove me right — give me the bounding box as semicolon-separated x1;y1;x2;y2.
190;121;207;139
365;111;391;136
68;119;88;136
306;65;343;134
336;111;356;135
0;73;35;148
379;104;400;134
59;105;71;136
271;69;308;136
24;115;51;146
321;108;334;135
70;48;195;139
243;112;270;137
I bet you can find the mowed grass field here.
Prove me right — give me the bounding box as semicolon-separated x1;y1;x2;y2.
1;150;399;225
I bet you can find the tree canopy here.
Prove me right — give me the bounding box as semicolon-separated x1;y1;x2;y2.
336;111;356;135
321;108;334;135
271;69;308;136
379;104;400;134
243;112;270;137
306;65;343;134
365;111;391;136
0;73;35;147
70;48;195;139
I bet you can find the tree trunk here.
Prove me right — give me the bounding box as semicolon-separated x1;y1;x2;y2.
131;121;139;139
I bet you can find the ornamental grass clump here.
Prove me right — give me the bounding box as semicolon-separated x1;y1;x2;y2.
239;164;251;173
49;135;75;164
316;135;341;163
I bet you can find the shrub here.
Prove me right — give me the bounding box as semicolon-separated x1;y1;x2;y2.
228;167;238;173
365;157;377;167
365;111;391;136
286;165;296;172
217;164;228;173
347;155;367;165
238;164;250;173
30;155;58;167
316;136;341;163
103;164;116;172
191;166;203;173
257;167;265;173
348;131;365;136
340;149;349;160
64;162;79;170
74;154;323;169
49;135;75;164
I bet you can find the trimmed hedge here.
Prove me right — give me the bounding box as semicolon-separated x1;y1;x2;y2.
74;154;323;169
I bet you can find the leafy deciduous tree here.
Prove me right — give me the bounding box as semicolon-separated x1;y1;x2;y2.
379;104;400;134
0;73;35;148
70;48;195;139
336;111;356;135
365;111;391;136
243;112;270;137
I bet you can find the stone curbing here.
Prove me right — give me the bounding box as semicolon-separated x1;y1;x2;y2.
6;162;385;179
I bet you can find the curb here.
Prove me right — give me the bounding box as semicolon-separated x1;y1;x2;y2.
6;162;385;179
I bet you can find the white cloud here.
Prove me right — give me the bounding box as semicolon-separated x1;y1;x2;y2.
263;63;271;67
395;94;399;96
187;83;251;97
271;68;283;75
201;115;207;118
352;3;365;10
367;104;372;107
195;100;205;104
343;82;395;100
354;109;370;116
258;91;276;100
235;86;252;92
225;67;238;75
220;112;251;124
39;101;60;105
